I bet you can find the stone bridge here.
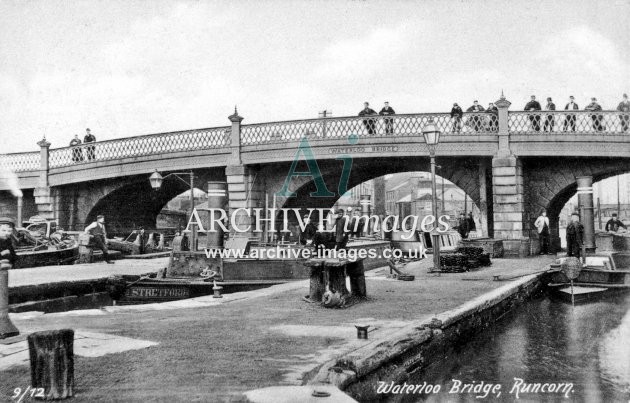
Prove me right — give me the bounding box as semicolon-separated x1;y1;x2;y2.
1;95;629;255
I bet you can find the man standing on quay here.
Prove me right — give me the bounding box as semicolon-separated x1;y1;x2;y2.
84;215;114;264
534;209;551;255
566;213;584;258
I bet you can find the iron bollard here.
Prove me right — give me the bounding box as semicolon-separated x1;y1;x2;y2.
213;280;223;298
0;259;19;339
355;324;370;339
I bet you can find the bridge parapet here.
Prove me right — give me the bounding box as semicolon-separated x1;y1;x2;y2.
47;126;231;169
509;110;629;134
0;151;39;172
1;109;629;174
241;112;492;145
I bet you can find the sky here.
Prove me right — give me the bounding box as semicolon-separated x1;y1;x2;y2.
0;0;629;153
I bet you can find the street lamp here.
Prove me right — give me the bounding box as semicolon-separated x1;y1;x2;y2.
149;169;196;249
422;119;441;274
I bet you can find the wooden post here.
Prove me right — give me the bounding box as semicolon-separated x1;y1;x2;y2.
28;329;74;400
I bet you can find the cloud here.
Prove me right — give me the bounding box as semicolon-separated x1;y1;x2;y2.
313;25;413;80
535;26;629;99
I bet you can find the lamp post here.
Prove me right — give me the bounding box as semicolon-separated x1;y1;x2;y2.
150;170;196;249
422;120;441;273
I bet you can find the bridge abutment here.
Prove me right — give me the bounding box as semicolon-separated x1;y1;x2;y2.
226;165;264;238
492;155;529;257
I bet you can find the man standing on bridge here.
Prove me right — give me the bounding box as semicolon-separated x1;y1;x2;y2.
84;128;96;161
379;101;396;135
84;215;114;264
543;97;556;132
358;102;378;135
466;101;485;132
525;95;542;131
486;102;498;132
451;103;463;133
585;97;604;132
617;93;629;132
564;96;579;132
566;213;584;258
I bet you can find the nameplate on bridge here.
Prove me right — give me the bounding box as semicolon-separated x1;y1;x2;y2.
329;145;399;154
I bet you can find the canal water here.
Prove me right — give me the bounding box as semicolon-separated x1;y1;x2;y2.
391;292;630;402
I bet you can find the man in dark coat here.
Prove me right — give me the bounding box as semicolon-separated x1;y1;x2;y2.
486;102;499;132
617;93;630;132
605;213;627;232
379;101;395;135
451;103;463;133
358;102;378;135
564;96;579;132
70;134;83;162
333;210;349;250
585;97;604;132
299;216;318;245
0;217;17;266
543;97;556;132
467;212;476;233
466;101;485;132
349;210;361;238
84;128;96;160
566;213;584;258
456;213;470;239
525;95;542;131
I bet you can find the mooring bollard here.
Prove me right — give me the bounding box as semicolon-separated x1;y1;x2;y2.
0;259;19;339
213;280;223;298
28;329;74;400
355;324;370;339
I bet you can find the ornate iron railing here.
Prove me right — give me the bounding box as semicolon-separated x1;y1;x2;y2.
2;110;629;173
0;151;40;172
509;111;630;134
240;112;496;145
48;126;230;168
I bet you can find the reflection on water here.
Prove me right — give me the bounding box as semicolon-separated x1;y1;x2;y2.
393;293;630;403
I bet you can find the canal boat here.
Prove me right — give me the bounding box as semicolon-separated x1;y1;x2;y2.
107;238;391;304
546;252;630;302
13;217;79;268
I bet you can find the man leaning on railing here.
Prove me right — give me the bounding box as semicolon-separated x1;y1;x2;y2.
451;103;463;133
543;97;556;132
563;96;579;132
379;101;395;135
358;102;378;135
525;95;542;132
585;97;604;132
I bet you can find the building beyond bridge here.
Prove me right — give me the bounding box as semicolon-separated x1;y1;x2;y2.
1;95;629;256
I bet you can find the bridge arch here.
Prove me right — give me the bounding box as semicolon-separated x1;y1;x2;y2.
523;157;630;249
261;156;489;221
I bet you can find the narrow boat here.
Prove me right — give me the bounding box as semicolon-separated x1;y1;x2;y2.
107;238;391;304
546;252;630;303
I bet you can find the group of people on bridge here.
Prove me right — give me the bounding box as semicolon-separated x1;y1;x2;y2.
69;128;96;162
357;94;630;135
